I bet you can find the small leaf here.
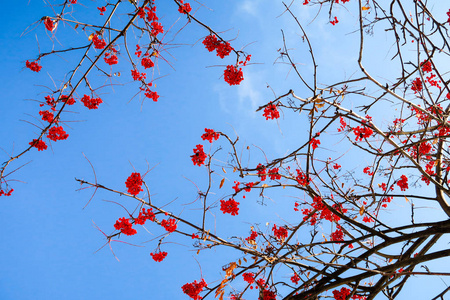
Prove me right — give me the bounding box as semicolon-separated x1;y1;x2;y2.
88;33;94;41
224;262;237;278
315;102;325;109
220;178;225;189
222;167;227;173
262;184;269;188
362;6;370;10
243;257;247;262
75;24;79;29
359;206;365;216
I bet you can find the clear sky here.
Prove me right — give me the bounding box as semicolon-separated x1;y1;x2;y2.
1;1;449;300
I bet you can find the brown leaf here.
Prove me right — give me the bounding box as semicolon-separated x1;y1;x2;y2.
359;206;365;216
362;6;370;10
224;262;237;278
88;33;94;41
220;178;225;189
222;167;227;173
315;102;325;109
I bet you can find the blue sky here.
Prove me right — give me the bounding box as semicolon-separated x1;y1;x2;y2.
1;1;450;299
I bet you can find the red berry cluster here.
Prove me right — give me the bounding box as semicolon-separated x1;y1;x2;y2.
397;175;409;191
161;218;177;232
178;1;192;14
263;103;280;120
181;279;207;300
201;128;220;143
220;198;240;216
92;35;107;49
29;139;48;151
26;60;42;72
202;35;233;58
301;196;347;225
0;189;14;196
44;17;55;31
150;251;168;262
191;144;207;166
114;217;137;236
81;95;103;110
224;65;244;86
47;126;69;141
125;172;144;196
272;224;288;241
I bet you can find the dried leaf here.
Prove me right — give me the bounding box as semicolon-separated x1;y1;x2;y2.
233;167;237;172
243;257;247;262
359;206;365;216
224;262;237;278
405;196;409;202
222;167;227;173
262;184;269;188
220;178;225;189
215;279;227;299
266;257;276;263
238;259;241;265
75;24;79;29
315;102;325;109
88;33;94;41
362;6;370;10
